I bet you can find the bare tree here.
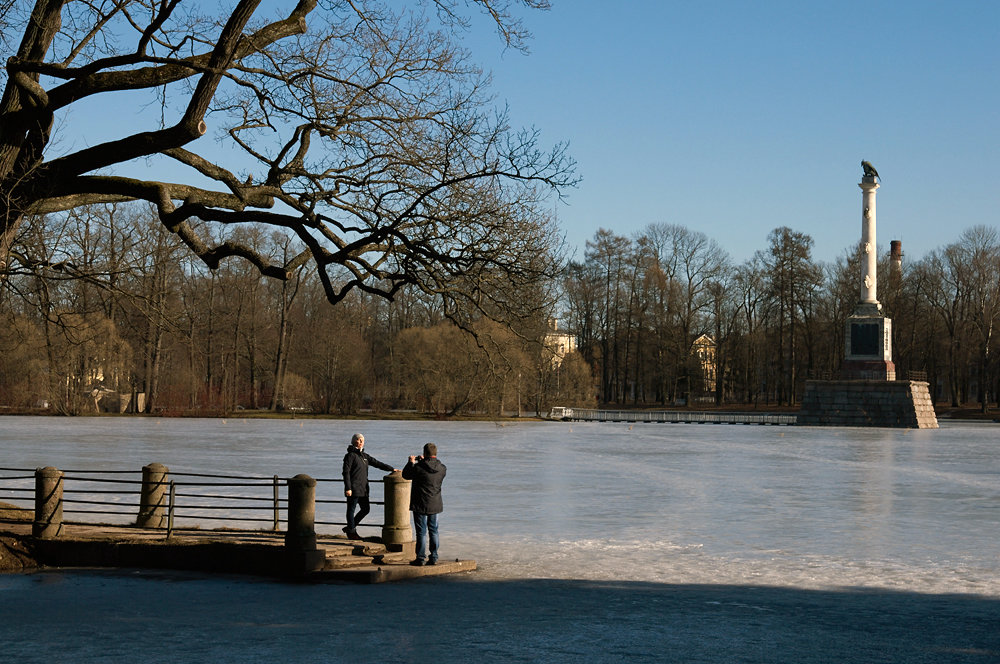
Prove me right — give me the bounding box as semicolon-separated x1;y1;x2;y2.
1;0;573;326
563;259;600;373
763;226;820;405
267;234;304;411
920;245;973;407
641;224;729;403
920;227;1000;411
299;286;373;414
584;229;631;403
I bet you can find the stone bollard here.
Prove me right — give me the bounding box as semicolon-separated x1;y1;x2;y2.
284;474;325;575
381;470;413;553
285;474;318;550
137;463;169;528
33;466;64;539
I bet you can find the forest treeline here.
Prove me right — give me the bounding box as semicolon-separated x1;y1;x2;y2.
565;223;1000;413
2;204;999;416
0;205;593;416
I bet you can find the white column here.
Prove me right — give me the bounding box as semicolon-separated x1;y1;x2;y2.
859;179;879;304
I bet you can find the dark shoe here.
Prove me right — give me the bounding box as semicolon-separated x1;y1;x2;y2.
346;530;360;540
427;560;437;566
409;559;425;567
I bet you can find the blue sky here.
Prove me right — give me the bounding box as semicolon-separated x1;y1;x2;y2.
465;0;999;264
57;1;998;267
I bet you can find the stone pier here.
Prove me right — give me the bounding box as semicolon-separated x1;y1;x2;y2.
1;463;474;582
798;380;938;428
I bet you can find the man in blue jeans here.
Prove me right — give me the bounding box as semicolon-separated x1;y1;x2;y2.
402;443;447;566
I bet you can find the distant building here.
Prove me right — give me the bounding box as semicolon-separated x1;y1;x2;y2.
692;334;716;396
544;319;577;368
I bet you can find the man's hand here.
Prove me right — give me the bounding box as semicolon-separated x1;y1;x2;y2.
345;489;352;497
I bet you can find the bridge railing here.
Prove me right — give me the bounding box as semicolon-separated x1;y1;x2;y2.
562;409;798;425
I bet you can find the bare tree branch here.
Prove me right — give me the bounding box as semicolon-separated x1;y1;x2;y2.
1;0;575;328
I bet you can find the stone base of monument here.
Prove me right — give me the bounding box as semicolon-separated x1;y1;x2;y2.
840;359;896;381
797;379;938;428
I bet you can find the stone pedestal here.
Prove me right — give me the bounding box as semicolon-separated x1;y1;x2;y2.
381;471;413;553
797;380;937;428
844;305;895;380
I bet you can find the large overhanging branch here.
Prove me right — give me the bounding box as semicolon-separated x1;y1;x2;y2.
34;174;273;215
2;0;574;323
9;1;318;111
41;0;263;183
5;0;319;207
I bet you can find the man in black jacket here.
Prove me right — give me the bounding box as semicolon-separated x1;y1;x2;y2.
342;433;397;540
402;442;447;566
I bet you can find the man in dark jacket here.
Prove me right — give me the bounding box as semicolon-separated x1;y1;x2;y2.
342;433;397;540
402;442;447;566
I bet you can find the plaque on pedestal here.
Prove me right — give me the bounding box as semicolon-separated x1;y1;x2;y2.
843;312;895;381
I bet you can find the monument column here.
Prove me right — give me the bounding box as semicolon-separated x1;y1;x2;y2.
859;178;879;305
842;164;894;381
797;161;937;428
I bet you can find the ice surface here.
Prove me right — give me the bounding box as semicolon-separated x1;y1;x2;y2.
1;417;998;596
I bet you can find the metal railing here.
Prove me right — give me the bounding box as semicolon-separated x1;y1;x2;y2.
562;409;798;425
0;466;388;535
0;468;34;524
807;369;930;382
314;477;385;530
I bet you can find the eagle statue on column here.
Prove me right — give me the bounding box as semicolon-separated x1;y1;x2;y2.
861;160;880;181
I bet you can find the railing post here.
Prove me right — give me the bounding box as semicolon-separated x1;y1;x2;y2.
272;475;279;531
166;481;176;539
284;474;325;575
137;463;169;528
33;466;63;539
381;470;413;552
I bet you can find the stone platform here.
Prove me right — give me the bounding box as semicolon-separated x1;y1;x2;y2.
797;379;938;428
0;518;475;583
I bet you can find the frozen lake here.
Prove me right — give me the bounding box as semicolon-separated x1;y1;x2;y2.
1;416;999;662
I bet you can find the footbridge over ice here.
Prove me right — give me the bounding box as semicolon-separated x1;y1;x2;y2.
548;407;797;426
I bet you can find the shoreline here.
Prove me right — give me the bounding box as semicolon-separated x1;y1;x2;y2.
0;405;996;422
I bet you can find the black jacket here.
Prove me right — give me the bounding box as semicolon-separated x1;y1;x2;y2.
402;457;446;514
342;446;394;497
